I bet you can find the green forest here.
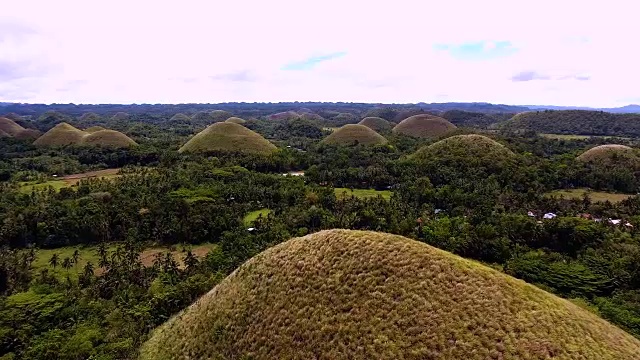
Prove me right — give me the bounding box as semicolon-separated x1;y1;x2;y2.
2;104;640;359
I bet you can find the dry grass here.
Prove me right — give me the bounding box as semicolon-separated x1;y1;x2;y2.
110;112;129;121
358;117;393;132
140;229;640;360
268;111;300;121
84;126;106;133
32;243;216;279
540;133;591;140
577;144;638;163
179;122;277;154
334;188;391;200
321;124;387;146
392;114;457;138
80;129;137;148
170;113;191;123
546;188;634;203
414;134;514;160
0;116;26;137
33;122;88;147
18;168;122;192
210;110;233;122
225;117;246;124
79;112;101;122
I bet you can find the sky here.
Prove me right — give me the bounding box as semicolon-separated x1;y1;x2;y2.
1;0;638;106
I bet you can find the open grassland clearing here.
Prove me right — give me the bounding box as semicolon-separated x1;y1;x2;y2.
18;168;121;193
32;243;217;279
243;208;272;225
546;188;634;203
334;187;391;200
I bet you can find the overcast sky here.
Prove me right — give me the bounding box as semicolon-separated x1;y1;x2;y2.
1;0;638;106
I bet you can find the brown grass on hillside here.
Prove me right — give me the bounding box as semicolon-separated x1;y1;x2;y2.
33;122;88;147
577;144;638;163
179;122;277;154
268;111;300;121
0;129;9;137
84;126;106;133
140;229;640;360
392;114;456;138
170;113;191;123
224;117;246;124
78;112;101;122
110;112;129;121
80;129;137;148
414;134;514;159
322;124;388;146
14;128;42;140
358;116;393;132
209;110;233;122
0;117;26;137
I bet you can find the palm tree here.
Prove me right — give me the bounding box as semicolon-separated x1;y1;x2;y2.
62;257;72;273
49;253;59;269
72;249;80;268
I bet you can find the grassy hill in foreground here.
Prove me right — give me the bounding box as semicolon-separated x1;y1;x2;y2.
33;122;88;147
358;116;393;132
80;129;137;148
392;114;456;138
321;124;387;146
178;122;277;154
140;229;640;360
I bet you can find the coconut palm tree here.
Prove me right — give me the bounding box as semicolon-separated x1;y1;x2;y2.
49;253;59;269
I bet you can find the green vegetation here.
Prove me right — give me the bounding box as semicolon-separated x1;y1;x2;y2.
178;122;277;154
243;208;272;225
80;129;137;148
334;187;391;200
358;116;393;132
546;188;634;203
33;123;88;147
78;112;101;122
501;110;640;137
141;230;640;360
392;114;457;138
5;103;640;359
321;124;387;146
541;133;591;140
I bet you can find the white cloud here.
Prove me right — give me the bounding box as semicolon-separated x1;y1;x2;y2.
1;0;638;106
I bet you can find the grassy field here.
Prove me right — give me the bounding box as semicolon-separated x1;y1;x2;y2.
546;188;634;203
140;229;640;359
540;133;591;140
18;168;121;193
334;188;392;200
243;208;272;225
32;243;216;279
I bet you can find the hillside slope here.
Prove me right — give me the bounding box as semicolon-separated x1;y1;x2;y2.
140;229;640;360
179;122;276;154
501;110;640;136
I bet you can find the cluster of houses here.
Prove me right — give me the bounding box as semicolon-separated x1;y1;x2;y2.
528;211;633;227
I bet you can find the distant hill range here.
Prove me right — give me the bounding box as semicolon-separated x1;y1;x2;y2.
523;104;640;113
